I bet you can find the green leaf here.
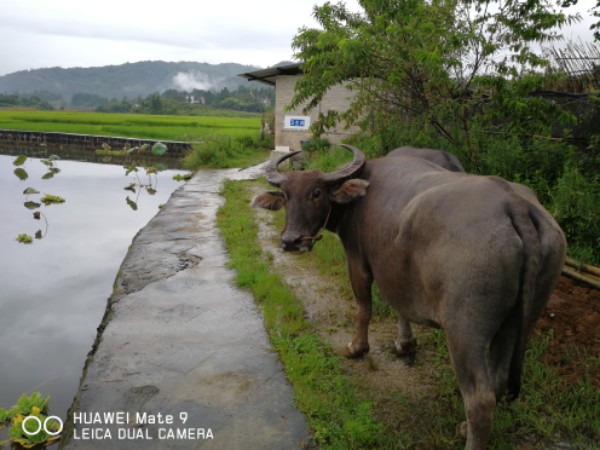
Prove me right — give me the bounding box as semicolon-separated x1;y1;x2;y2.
124;162;138;176
154;162;167;172
13;155;27;166
126;196;138;211
23;187;40;195
40;194;65;205
16;234;33;244
0;407;9;422
151;142;168;156
24;201;41;210
14;168;28;181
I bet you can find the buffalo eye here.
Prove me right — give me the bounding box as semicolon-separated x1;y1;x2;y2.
311;188;322;200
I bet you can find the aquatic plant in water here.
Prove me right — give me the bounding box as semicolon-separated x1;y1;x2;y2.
0;392;61;448
12;155;65;244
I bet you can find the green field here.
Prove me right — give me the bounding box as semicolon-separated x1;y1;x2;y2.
0;110;261;141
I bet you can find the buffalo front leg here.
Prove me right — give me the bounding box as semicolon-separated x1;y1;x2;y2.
346;259;373;358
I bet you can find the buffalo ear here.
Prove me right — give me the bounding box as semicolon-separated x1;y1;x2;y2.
251;191;285;211
330;179;369;204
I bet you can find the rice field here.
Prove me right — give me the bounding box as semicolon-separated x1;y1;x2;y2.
0;110;261;141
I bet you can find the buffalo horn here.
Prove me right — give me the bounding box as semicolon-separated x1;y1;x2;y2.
264;150;302;187
322;144;366;185
264;144;365;187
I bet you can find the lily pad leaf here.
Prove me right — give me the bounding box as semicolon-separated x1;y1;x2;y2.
24;201;41;210
42;171;55;180
23;187;40;195
14;168;28;181
13;155;28;166
151;142;167;156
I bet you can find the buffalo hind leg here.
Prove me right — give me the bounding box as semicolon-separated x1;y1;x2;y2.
393;316;417;365
447;333;496;450
346;258;373;358
489;312;521;401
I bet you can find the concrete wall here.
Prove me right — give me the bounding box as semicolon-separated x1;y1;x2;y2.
274;75;359;151
0;130;193;156
0;130;192;168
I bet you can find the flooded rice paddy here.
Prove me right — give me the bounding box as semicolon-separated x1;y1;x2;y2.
0;153;185;421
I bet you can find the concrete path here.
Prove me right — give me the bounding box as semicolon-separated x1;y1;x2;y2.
63;165;312;450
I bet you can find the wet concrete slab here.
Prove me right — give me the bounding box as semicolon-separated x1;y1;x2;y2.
63;165;312;449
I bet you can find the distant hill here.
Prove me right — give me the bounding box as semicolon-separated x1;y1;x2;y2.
0;61;265;102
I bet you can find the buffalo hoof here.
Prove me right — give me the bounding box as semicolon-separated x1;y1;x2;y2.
346;341;369;358
393;338;417;365
457;421;468;439
393;337;417;356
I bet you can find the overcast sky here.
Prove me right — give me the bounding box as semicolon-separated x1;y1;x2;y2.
0;0;596;77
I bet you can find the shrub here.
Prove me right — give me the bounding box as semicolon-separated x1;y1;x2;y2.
183;133;269;170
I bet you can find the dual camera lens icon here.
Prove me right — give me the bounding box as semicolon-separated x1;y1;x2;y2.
21;415;63;436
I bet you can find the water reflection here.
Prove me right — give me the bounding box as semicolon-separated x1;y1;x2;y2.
0;154;186;429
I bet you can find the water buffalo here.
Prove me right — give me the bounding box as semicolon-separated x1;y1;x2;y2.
387;146;466;172
252;145;566;449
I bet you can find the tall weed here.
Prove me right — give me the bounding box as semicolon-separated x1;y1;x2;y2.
551;162;600;263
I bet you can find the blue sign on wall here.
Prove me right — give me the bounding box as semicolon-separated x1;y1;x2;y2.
284;115;311;130
290;119;305;127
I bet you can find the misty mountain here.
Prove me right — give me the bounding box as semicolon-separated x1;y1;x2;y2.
0;61;265;101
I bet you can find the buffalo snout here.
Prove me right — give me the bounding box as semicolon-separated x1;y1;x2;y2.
281;230;313;252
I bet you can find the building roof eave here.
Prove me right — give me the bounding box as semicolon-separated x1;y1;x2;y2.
238;62;303;86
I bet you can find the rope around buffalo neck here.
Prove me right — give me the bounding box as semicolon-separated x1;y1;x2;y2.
299;204;332;243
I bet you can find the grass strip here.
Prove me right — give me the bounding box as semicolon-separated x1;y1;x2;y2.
217;180;385;449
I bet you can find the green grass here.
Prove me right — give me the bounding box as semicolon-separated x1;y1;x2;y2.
0;110;261;141
183;134;272;170
218;176;600;449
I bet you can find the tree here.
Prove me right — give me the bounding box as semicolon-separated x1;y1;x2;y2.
143;93;164;114
595;0;600;40
291;0;580;166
